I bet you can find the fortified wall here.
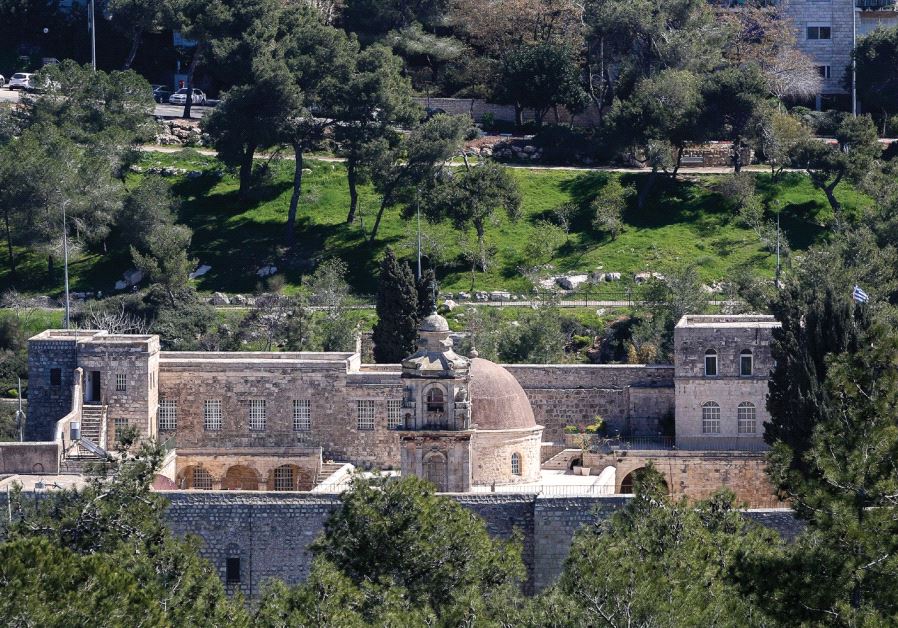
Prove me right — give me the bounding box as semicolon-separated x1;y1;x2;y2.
158;492;798;597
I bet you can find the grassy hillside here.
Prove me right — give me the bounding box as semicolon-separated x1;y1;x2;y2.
0;150;870;297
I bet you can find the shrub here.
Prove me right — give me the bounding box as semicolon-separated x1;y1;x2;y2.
563;425;580;434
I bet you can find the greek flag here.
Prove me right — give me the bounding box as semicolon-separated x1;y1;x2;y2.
852;285;869;304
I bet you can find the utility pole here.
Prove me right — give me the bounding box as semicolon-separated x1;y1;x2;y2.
89;0;97;72
852;3;858;117
776;210;782;289
62;203;71;330
416;199;422;279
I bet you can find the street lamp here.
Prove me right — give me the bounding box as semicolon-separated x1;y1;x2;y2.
89;0;96;72
62;202;71;330
852;3;861;117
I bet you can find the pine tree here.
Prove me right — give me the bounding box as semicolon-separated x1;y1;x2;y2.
373;248;418;363
416;268;438;319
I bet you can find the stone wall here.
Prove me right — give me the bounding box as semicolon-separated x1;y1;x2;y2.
26;336;79;441
585;450;778;507
0;488;804;596
505;365;674;441
0;442;59;474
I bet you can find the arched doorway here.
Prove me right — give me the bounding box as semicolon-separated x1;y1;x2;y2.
222;465;260;491
619;467;668;495
423;452;448;492
177;465;214;490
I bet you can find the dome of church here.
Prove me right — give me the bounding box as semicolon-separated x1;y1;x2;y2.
468;358;537;431
420;313;450;332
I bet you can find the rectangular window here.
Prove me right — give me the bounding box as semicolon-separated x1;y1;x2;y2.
387;400;402;429
158;399;177;431
114;417;127;435
807;25;831;40
705;353;718;377
115;373;127;392
816;65;831;79
740;354;753;377
249;399;266;431
293;399;311;432
356;400;375;431
204;399;222;431
50;368;61;386
226;558;241;584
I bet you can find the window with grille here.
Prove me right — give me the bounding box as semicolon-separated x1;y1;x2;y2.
192;467;212;490
158;399;177;431
702;402;721;434
511;452;522;476
50;368;61;386
115;373;127;392
293;399;311;432
114;417;127;436
249;399;266;431
704;350;718;376
204;399;222;431
738;402;757;434
273;465;295;490
740;350;753;376
387;400;402;429
356;400;375;431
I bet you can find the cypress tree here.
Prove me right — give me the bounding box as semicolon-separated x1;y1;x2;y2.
373;248;418;363
416;268;438;319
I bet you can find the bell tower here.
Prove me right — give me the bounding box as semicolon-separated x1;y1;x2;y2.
398;314;473;491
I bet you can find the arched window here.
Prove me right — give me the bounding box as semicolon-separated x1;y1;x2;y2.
423;452;447;491
620;468;668;494
511;452;522;476
738;402;757;434
740;350;753;376
702;401;720;434
426;387;445;413
704;350;718;376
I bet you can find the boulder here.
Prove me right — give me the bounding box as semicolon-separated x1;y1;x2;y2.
211;292;230;306
257;265;278;277
489;291;511;301
634;272;664;284
522;145;536;154
474;291;489;301
456;291;471;300
538;277;558;290
556;274;589;290
443;299;458;311
605;272;621;282
123;269;144;286
232;294;248;306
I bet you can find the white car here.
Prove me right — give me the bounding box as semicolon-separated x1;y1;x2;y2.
168;88;206;106
8;73;33;90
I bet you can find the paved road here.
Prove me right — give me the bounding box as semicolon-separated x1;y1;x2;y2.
0;88;213;118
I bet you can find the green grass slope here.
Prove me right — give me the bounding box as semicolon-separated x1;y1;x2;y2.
0;150;870;297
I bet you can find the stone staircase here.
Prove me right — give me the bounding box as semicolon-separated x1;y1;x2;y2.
316;462;347;486
541;448;583;471
67;405;107;461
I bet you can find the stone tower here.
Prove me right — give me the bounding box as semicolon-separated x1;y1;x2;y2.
398;313;473;491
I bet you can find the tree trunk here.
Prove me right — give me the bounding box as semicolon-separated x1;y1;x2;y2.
514;104;524;129
4;208;15;282
637;169;659;210
47;254;54;279
182;41;204;120
346;160;359;224
732;139;743;173
475;221;487;271
123;29;142;70
369;198;388;243
285;143;304;248
824;182;843;229
671;145;685;179
238;144;257;201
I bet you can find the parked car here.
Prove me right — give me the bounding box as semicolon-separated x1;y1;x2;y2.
168;88;206;105
8;73;33;90
152;85;172;103
0;75;5;88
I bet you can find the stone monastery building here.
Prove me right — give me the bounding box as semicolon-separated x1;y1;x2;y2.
22;314;780;499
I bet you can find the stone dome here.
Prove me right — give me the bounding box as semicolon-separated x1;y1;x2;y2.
420;313;450;332
468;358;537;431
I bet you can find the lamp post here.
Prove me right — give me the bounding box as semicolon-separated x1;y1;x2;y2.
62;202;71;330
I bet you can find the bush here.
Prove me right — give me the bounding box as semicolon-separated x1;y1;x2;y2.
532;125;595;164
563;425;580;434
585;416;605;435
479;112;495;129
